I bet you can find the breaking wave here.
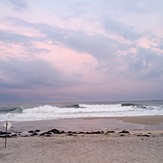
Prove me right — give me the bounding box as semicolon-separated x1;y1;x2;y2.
0;103;163;121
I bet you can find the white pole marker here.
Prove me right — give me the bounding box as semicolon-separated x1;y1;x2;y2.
4;121;12;130
3;121;12;148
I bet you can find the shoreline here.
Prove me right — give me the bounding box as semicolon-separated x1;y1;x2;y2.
117;115;163;125
1;115;163;132
82;115;163;125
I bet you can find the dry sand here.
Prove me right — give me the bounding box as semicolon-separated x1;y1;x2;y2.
1;133;163;163
1;116;163;163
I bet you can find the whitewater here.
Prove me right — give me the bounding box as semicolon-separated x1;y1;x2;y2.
0;101;163;121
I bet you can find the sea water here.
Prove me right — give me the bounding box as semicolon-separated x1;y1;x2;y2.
0;100;163;121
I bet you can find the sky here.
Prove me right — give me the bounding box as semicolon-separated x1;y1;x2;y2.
0;0;163;103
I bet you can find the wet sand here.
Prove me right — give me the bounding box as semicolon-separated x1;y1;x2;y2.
118;115;163;125
1;115;163;132
0;116;163;163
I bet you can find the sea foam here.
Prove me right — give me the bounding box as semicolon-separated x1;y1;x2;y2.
0;103;163;121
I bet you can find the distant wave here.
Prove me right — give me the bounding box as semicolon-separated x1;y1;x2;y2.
121;103;147;109
61;104;82;108
121;103;141;107
0;107;23;114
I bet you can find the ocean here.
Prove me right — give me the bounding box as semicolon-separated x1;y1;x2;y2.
0;100;163;122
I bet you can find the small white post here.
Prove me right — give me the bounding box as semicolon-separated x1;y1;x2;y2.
3;121;12;148
5;121;8;148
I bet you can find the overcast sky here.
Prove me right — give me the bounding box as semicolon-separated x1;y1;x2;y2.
0;0;163;103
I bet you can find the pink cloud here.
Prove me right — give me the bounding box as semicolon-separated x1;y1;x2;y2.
34;41;99;80
0;42;27;59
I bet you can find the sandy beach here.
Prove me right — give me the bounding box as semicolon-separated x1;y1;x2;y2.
1;116;163;163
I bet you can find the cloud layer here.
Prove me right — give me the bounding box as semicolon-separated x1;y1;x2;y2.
0;0;163;102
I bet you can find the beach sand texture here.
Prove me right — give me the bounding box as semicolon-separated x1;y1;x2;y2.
0;116;163;163
0;134;163;163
